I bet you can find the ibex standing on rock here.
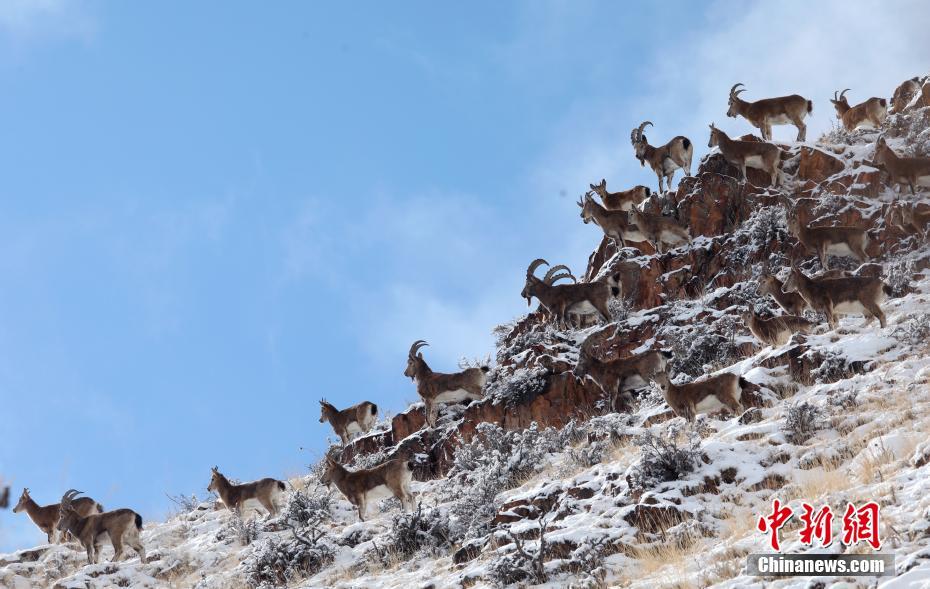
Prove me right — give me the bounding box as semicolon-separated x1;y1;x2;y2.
630;121;693;193
319;399;378;444
830;89;887;131
404;340;488;427
522;258;615;326
783;265;889;329
652;371;749;423
874;136;930;195
727;83;812;141
786;214;870;270
578;192;650;250
13;487;103;543
57;490;145;565
574;334;671;406
208;466;286;518
626;208;692;254
707;123;782;186
742;309;816;347
321;456;415;522
588;179;651;211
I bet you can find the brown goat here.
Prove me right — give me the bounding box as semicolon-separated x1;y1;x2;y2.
521;258;615;326
13;487;102;543
758;273;808;316
57;490;144;565
208;466;286;518
874;136;930;195
708;124;782;186
574;334;671;407
653;371;749;423
630;121;693;193
588;179;651;211
786;215;869;270
319;399;378;444
743;309;815;347
830;89;887;131
627;208;692;254
783;265;889;329
727;83;812;141
404;340;488;427
578;192;651;250
321;456;414;521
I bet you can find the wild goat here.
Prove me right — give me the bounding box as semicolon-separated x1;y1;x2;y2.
522;258;615;326
578;192;650;250
652;371;749;423
630;121;693;193
830;89;887;131
13;488;103;543
874;136;930;195
627;208;691;253
743;309;815;347
891;77;923;113
707;123;781;186
783;265;889;329
319;399;378;444
57;490;145;565
321;456;414;521
786;215;869;270
404;340;488;427
727;83;812;141
588;179;651;211
758;273;809;316
574;336;671;405
890;202;930;238
208;466;286;517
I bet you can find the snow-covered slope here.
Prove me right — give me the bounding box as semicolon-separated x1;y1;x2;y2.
2;78;930;589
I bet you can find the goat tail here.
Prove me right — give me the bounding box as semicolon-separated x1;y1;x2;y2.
608;272;623;298
879;98;888;108
480;365;490;373
738;376;751;391
95;502;105;513
369;402;379;416
135;513;143;531
277;481;286;492
681;137;692;151
807;100;813;114
882;282;893;298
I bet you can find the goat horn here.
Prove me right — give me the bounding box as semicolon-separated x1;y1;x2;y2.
526;258;549;276
729;83;745;96
840;88;851;100
408;340;429;357
543;264;573;284
547;272;576;285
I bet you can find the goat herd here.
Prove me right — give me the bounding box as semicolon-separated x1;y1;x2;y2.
7;77;930;569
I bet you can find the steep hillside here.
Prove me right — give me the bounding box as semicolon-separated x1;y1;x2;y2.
2;76;930;589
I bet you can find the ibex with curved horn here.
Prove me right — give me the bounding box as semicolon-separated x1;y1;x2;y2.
874;136;930;195
404;340;488;427
708;123;782;186
57;489;145;565
830;89;887;131
13;487;102;543
727;83;812;141
522;258;615;326
630;121;693;193
588;179;651;211
319;399;378;445
208;466;286;518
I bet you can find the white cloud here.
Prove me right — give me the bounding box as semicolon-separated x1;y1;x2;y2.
0;0;96;44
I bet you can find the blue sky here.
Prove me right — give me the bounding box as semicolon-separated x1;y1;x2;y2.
1;1;927;550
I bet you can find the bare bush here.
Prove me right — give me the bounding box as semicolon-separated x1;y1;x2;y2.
380;502;451;562
783;402;822;444
243;517;334;588
626;429;701;494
